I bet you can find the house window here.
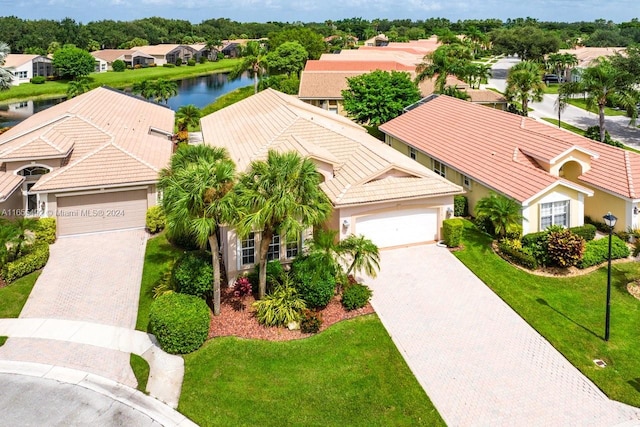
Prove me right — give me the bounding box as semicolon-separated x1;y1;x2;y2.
285;235;299;259
409;147;417;160
18;166;50;177
540;201;569;229
267;234;281;261
16;71;28;79
462;175;471;188
433;160;446;178
241;233;255;265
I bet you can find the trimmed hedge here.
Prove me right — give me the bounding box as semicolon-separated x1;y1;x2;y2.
521;231;546;248
172;251;213;299
291;255;336;309
569;224;597;241
453;195;468;217
149;292;210;354
498;241;538;270
30;76;46;84
1;242;49;283
145;205;165;234
442;218;463;248
36;218;56;244
341;283;372;311
578;236;630;269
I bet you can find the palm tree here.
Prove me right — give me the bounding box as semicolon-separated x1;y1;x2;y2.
229;40;267;94
505;61;546;116
475;192;524;238
66;77;91;99
175;104;201;132
131;80;154;100
339;234;380;278
233;150;333;299
152;79;178;104
158;144;236;315
559;58;638;142
415;44;473;93
461;62;491;89
0;42;13;91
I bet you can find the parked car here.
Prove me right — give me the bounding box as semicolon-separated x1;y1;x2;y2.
543;74;564;84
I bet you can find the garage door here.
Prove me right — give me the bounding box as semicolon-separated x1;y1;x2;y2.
354;208;438;248
57;190;148;236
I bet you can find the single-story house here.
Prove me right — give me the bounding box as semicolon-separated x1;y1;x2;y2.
221;42;241;58
200;88;463;284
135;44;198;66
558;46;626;81
189;43;218;61
0;87;174;236
91;49;155;71
380;94;640;234
3;54;53;85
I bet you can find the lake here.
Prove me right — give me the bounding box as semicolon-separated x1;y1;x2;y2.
0;72;253;128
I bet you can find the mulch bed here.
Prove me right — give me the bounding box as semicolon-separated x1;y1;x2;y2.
0;277;6;289
208;287;374;341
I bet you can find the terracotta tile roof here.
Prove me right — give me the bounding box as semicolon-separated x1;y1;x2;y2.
91;49;133;62
0;172;23;202
298;71;368;99
135;44;183;55
320;51;423;67
559;47;625;67
463;89;507;103
0;87;174;192
304;60;414;72
3;54;39;69
380;95;621;203
201;89;462;207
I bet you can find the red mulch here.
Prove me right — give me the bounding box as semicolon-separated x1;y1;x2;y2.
0;277;6;289
208;287;374;341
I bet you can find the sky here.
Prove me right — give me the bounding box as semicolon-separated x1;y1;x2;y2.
2;0;638;24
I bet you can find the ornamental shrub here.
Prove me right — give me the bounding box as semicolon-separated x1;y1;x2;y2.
584;216;610;234
578;236;630;269
253;283;306;327
172;251;213;299
162;63;176;68
569;224;597;241
248;260;285;295
442;218;463;248
149;292;210;354
522;231;546;248
341;283;372;311
546;229;585;268
145;205;165;234
1;242;49;283
291;254;336;309
300;309;322;334
175;58;182;66
36;218;56;244
233;275;252;298
187;59;196;66
453;195;468;217
498;240;538;270
167;229;199;251
112;59;126;72
199;56;207;64
30;76;46;84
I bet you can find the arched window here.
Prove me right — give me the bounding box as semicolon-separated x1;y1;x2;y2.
18;166;50;177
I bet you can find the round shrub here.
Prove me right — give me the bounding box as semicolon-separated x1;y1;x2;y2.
172;251;213;299
187;59;196;66
30;76;46;84
341;283;372;311
112;59;126;72
546;229;585;268
175;58;182;66
291;255;336;309
300;309;322;334
145;205;165;234
149;292;210;354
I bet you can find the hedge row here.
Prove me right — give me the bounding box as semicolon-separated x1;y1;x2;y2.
498;241;538;270
443;218;463;248
521;224;597;248
1;243;50;284
578;235;630;269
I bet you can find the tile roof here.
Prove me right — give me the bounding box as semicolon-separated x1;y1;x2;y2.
0;87;174;192
303;60;414;72
91;49;154;62
379;95;635;202
3;54;39;69
0;172;23;202
135;44;184;55
559;47;626;67
201;89;462;207
463;89;507;103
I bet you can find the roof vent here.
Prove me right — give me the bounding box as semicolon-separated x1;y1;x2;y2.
520;117;526;128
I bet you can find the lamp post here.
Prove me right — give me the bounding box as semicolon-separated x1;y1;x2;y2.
603;212;617;342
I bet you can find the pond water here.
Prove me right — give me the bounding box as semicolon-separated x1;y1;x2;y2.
0;72;253;128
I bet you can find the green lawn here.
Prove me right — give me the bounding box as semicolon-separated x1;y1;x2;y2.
136;233;182;331
130;353;150;393
200;85;254;117
179;314;444;427
0;336;6;347
543;84;560;94
541;118;640;154
0;271;40;318
0;59;241;103
566;98;627;116
454;220;640;407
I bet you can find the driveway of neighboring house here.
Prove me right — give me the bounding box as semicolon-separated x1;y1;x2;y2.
367;244;640;426
0;229;148;387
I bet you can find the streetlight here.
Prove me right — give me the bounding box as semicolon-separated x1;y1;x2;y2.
603;212;617;342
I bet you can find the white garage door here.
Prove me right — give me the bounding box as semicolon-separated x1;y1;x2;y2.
355;208;438;248
57;190;148;236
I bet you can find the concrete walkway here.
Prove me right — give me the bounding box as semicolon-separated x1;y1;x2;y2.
367;244;640;426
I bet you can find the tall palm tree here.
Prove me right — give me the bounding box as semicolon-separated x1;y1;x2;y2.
0;42;13;91
339;234;380;278
158;144;236;315
475;192;524;238
131;80;154;100
233;150;333;299
559;58;638;142
175;104;201;132
415;44;473;93
229;40;267;94
152;79;178;104
66;77;91;99
505;61;546;116
461;62;491;89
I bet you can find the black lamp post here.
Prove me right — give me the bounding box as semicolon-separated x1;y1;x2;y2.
603;212;617;342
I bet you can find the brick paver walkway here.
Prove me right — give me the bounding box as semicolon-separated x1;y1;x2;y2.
367;244;640;426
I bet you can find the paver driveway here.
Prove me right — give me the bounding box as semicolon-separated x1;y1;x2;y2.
0;229;148;386
367;244;640;426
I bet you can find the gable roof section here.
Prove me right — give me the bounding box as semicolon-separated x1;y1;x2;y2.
380;95;615;202
3;54;38;69
0;87;174;193
201;89;461;207
0;172;23;202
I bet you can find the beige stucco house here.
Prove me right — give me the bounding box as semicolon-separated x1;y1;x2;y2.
200;89;463;284
0;87;174;236
380;95;640;234
3;54;53;85
91;49;155;72
135;44;198;65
